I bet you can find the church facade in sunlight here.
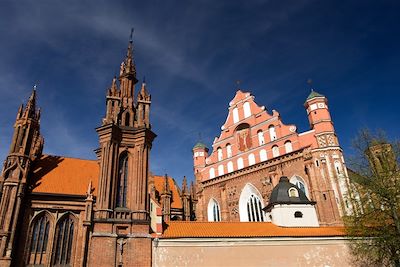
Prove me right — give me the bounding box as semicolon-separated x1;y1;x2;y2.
0;38;354;267
192;88;353;227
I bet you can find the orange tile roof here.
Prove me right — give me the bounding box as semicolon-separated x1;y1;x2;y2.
31;155;99;196
153;175;183;209
161;221;346;238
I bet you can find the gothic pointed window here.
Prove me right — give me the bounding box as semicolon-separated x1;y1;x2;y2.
239;184;265;222
52;214;75;266
28;213;51;265
246;194;264;222
207;198;221;222
116;153;128;207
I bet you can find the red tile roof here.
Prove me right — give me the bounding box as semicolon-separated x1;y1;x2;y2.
153;175;183;209
31;155;99;196
161;221;346;238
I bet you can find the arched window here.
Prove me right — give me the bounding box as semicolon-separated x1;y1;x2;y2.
207;199;221;222
116;153;128;207
237;157;244;170
257;130;265;145
259;149;267;161
248;153;255;166
285;140;293;153
233;107;239;123
28;213;51;265
125;112;130;126
217;147;223;161
239;184;265;222
290;175;308;197
226;144;232;158
289;187;299;198
272;145;280;157
209;168;215;179
269;125;277;141
53;214;75;266
334;160;342;174
243;102;251;118
218;165;224;176
227;161;234;173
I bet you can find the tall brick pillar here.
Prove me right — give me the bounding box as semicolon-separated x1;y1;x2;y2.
88;33;156;267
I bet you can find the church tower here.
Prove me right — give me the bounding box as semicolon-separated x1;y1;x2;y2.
304;90;352;224
88;33;156;267
0;88;43;266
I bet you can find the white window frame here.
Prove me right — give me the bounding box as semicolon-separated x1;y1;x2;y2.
248;153;255;166
257;130;265;145
237;157;244;170
243;102;251;118
233;107;239;123
272;145;280;157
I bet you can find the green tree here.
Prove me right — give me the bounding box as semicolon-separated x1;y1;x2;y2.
346;130;400;267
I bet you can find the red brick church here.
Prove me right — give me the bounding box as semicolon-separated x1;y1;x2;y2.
0;37;354;267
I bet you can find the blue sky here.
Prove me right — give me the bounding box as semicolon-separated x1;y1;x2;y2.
0;0;399;186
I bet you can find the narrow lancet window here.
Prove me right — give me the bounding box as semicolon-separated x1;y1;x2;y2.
116;153;128;207
28;214;50;265
53;215;75;266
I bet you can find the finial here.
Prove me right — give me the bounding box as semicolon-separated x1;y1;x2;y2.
33;84;37;90
307;78;313;91
143;76;146;84
236;80;241;89
130;28;134;43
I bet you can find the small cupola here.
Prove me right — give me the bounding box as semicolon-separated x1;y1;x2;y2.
263;176;319;227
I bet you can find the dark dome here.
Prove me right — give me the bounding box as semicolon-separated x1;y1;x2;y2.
193;142;208;150
264;176;314;211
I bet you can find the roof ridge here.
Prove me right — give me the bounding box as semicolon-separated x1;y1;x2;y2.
42;154;97;162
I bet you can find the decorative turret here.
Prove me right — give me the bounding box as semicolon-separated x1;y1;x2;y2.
181;176;191;221
304;89;334;134
160;174;172;221
193;142;209;176
137;78;151;128
0;87;43;265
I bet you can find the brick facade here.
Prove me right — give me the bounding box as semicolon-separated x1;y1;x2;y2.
193;90;352;226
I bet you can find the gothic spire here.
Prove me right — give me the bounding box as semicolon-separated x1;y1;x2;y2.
138;77;150;101
120;28;137;80
181;176;188;195
163;174;171;194
23;86;38;119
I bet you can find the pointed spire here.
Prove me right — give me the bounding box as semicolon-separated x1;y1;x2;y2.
190;181;196;199
182;176;188;195
163;174;171;194
121;28;137;78
24;86;37;119
138;77;150;101
110;76;118;94
16;104;23;119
